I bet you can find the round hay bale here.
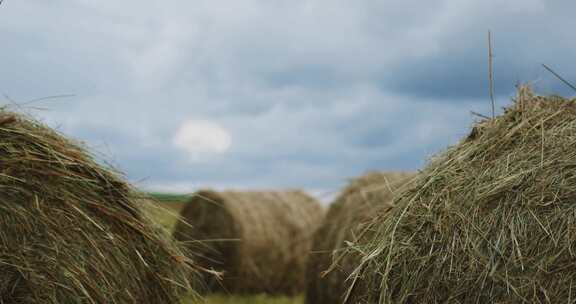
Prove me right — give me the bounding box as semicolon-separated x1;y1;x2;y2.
305;171;415;304
348;87;576;303
173;190;324;295
0;111;200;303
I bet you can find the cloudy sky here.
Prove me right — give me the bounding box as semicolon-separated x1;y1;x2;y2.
0;1;574;198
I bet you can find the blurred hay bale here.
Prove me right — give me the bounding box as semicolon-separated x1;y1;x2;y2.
173;190;324;296
0;111;201;303
348;87;576;303
304;172;414;304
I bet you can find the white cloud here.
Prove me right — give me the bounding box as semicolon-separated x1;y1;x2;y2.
172;120;232;161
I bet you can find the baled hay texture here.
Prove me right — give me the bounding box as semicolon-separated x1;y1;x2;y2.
305;172;415;304
348;87;576;303
173;190;324;296
0;111;201;303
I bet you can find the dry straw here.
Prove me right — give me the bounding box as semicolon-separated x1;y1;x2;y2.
0;110;201;303
173;190;324;296
305;172;414;304
347;86;576;303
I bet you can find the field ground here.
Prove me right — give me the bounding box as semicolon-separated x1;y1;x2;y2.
143;193;303;304
189;295;302;304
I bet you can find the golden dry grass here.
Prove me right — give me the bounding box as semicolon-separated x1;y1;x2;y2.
0;111;199;303
346;87;576;303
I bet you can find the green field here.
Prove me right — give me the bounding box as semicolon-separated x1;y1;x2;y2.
143;193;303;304
147;192;192;202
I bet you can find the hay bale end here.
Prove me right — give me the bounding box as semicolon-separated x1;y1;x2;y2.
173;190;324;296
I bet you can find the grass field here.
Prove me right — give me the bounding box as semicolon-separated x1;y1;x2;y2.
143;193;304;304
148;192;192;202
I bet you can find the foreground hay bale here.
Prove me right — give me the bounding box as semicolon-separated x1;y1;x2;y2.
305;172;414;304
348;87;576;303
173;190;324;295
0;111;200;303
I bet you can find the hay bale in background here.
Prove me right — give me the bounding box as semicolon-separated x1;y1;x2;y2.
173;190;324;296
349;87;576;303
0;111;200;303
305;172;414;304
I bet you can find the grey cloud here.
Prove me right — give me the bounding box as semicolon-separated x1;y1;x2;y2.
381;0;576;100
1;0;574;196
